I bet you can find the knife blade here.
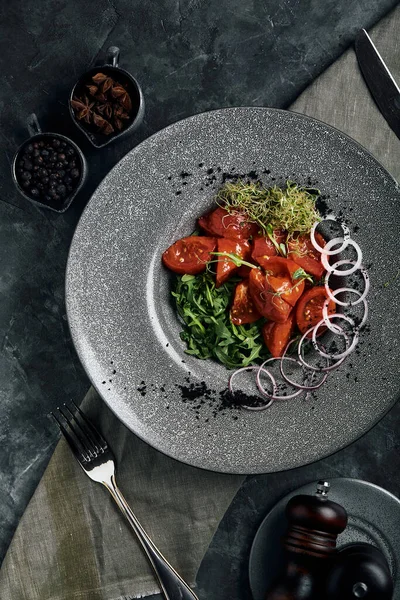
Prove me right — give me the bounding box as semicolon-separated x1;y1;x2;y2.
355;28;400;140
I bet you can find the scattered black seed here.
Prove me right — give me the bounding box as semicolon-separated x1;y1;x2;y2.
175;190;182;195
180;171;191;178
167;175;172;180
198;162;204;167
207;168;214;175
112;369;116;375
102;380;106;384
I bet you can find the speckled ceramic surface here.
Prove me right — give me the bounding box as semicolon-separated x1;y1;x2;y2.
249;478;400;599
66;107;400;474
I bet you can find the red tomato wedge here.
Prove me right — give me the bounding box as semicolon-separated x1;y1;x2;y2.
255;256;305;307
251;230;286;262
198;207;259;240
237;264;252;278
251;236;277;260
215;239;251;287
287;232;326;279
248;268;292;323
162;236;217;275
262;312;296;357
296;286;336;335
230;280;261;325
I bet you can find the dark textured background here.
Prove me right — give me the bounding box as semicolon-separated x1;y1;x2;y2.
0;0;399;595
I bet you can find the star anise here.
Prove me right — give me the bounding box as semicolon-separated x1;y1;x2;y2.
111;84;132;112
92;112;115;135
92;72;108;84
113;105;130;120
97;103;113;120
101;77;114;93
71;95;94;123
110;84;126;99
86;84;98;97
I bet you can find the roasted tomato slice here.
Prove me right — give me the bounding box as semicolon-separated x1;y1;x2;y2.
215;238;251;287
255;256;305;307
287;232;326;279
262;312;296;357
251;236;277;260
198;207;259;240
251;230;286;262
237;265;252;278
230;280;261;325
162;236;216;275
248;268;292;323
296;286;336;335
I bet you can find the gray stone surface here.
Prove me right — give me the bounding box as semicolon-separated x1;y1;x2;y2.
0;0;399;594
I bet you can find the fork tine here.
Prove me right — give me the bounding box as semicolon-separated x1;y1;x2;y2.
51;410;90;463
62;404;100;455
58;405;97;460
71;399;108;451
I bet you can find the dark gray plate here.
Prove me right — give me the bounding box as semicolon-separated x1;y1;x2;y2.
66;107;400;474
249;478;400;599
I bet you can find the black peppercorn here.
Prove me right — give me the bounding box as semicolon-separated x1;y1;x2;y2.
30;187;40;197
56;184;67;196
21;171;31;181
70;168;80;179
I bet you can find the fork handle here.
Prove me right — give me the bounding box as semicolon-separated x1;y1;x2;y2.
104;475;199;600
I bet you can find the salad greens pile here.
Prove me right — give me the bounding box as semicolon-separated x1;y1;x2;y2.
172;272;270;369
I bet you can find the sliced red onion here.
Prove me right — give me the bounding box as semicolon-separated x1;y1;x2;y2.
310;216;350;255
321;240;363;275
325;265;370;306
297;326;347;372
312;314;359;360
229;365;275;410
256;358;304;400
279;355;328;390
323;289;368;329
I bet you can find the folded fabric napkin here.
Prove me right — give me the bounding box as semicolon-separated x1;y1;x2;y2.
1;4;400;600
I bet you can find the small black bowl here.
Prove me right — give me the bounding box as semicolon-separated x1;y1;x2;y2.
69;46;145;148
12;113;88;213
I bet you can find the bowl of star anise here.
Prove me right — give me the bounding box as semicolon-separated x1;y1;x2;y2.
69;46;144;148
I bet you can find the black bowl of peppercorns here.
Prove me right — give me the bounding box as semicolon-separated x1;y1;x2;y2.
12;113;88;212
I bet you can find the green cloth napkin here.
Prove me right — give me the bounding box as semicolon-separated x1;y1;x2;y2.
1;4;400;599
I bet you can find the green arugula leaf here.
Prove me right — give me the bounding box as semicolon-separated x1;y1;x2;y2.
172;272;270;369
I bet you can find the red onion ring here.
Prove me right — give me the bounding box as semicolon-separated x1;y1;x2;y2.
297;325;347;372
312;314;359;360
310;217;350;255
321;241;363;275
256;358;304;400
279;354;328;390
323;289;368;329
324;264;370;306
229;365;275;410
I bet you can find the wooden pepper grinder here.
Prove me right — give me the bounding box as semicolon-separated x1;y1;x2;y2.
264;481;348;600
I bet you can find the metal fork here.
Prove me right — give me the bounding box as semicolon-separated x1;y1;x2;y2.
52;402;199;600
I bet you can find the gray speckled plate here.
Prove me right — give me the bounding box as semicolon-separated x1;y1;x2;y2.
249;478;400;599
66;107;400;474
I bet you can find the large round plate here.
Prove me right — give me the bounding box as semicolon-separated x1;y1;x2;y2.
66;107;400;474
249;478;400;599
